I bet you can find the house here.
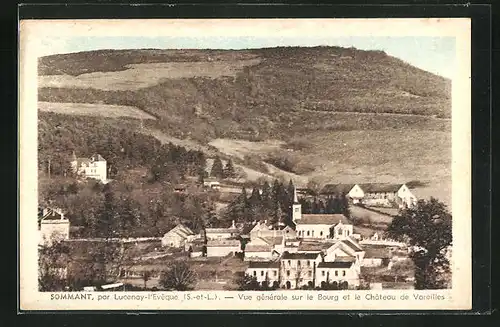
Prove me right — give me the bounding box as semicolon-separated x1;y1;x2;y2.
70;153;107;182
245;261;281;287
315;261;360;288
203;177;221;190
161;224;195;248
323;239;365;274
244;235;285;260
249;221;297;240
244;244;274;261
362;246;392;267
39;208;70;246
206;239;241;257
280;252;322;289
204;221;239;240
352;183;417;208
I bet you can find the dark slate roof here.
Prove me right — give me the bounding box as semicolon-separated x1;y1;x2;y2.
358;183;403;193
91;154;106;162
248;261;280;269
341;239;364;252
245;244;272;252
298;214;350;225
317;261;353;269
261;236;284;246
297;242;331;252
296;188;317;196
320;184;355;195
40;208;66;221
281;252;321;260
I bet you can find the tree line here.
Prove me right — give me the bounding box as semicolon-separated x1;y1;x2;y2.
223;179;350;226
38;113;206;184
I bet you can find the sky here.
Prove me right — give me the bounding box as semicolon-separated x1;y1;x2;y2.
39;36;456;79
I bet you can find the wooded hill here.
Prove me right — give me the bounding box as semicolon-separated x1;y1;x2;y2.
38;46;451;143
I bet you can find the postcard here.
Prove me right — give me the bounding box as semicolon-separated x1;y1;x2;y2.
19;18;471;311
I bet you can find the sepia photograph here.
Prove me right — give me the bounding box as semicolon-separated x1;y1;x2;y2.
20;18;471;310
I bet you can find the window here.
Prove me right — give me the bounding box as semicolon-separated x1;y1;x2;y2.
307;231;310;236
335;270;338;276
322;271;325;276
307;260;310;267
261;271;264;276
308;271;312;277
320;231;323;236
288;260;291;266
273;271;277;277
295;208;299;212
343;270;346;276
253;271;256;277
286;270;290;277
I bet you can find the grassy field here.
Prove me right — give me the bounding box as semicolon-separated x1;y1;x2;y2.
350;205;394;226
38;101;157;120
39;59;261;91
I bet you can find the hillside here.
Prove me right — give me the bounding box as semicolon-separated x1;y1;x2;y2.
37;46;452;206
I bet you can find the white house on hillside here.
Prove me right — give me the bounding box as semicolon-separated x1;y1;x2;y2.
71;152;107;182
351;183;417;208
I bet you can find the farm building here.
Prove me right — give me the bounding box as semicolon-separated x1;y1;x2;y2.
362;246;392;267
204;221;239;240
206;239;241;257
203;177;221;190
161;224;196;248
39;207;70;246
354;183;417;208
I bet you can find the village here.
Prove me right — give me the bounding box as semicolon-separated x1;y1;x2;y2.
39;152;421;292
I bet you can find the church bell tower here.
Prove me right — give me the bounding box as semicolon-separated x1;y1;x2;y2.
292;187;302;223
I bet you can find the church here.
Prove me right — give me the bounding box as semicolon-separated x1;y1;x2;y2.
292;187;359;240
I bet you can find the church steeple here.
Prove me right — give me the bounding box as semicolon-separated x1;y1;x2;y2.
292;186;302;223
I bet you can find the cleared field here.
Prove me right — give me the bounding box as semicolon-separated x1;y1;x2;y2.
350;205;394;225
38;59;261;91
38;101;156;120
209;138;285;160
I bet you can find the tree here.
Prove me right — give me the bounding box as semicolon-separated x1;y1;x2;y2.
210;156;224;179
142;271;151;289
386;198;452;289
38;241;70;291
224;159;236;179
306;178;322;196
159;260;197;291
235;273;260;290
